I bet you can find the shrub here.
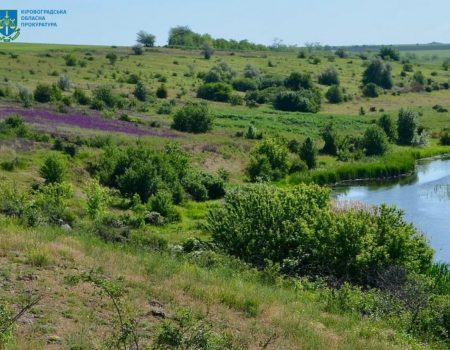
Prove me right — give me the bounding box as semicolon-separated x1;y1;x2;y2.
64;54;77;67
362;58;393;89
363;125;389;156
208;184;433;285
273;89;321;113
201;42;214;59
197;82;232;102
377;114;397;142
318;67;340;85
149;190;180;222
243;64;260;79
93;86;116;108
320;122;340;156
34;83;52;103
231;78;257;92
202;62;236;83
412;71;426;86
362;83;380;97
229;94;243;106
379;46;400;61
284;72;314;90
440;131;450;145
132;44;144;55
335;48;348;58
105;52;117;65
73;88;91;105
57;74;71;91
86;180;109;219
244;124;262;139
397;108;418;145
133;81;148;101
156;84;168;99
247;138;289;181
325;85;344;103
259;75;284;90
172;103;214;133
18;86;33;107
136;30;155;47
40;154;67;184
183;171;225;201
299;137;317;169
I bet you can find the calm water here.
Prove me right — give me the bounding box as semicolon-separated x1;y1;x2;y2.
335;157;450;262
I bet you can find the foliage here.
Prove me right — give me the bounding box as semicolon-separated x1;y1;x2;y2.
209;184;433;285
17;86;33;107
440;131;450;145
64;54;77;66
377;114;397;142
363;125;389;156
201;42;214;59
247;138;289;181
131;44;144;55
397;108;418;145
136;30;156;47
362;83;380;97
34;83;53;103
93;86;116;108
325;85;344;103
320;122;340;156
156;84;168;99
197;82;232;102
202;62;236;83
299;137;317;169
318;66;340;85
379;46;400;61
86;180;110;219
273;89;321;113
73;88;91;105
172;103;214;133
105;52;118;65
362;58;393;89
133;80;148;101
57;74;72;91
284;72;314;90
231;78;257;92
40;154;67;184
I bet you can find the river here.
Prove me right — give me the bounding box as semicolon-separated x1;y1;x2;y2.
335;157;450;262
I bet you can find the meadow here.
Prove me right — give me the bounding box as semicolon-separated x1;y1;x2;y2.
1;40;450;349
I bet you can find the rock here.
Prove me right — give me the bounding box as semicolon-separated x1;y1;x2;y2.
150;307;166;318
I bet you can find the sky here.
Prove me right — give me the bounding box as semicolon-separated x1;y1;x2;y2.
7;0;450;47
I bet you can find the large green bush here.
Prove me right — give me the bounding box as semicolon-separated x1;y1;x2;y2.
318;67;340;86
363;125;389;156
273;89;321;113
397;108;418;145
197;82;232;102
362;59;393;89
325;85;344;103
172;103;214;133
284;72;314;90
208;184;433;285
40;154;67;184
247;138;289;181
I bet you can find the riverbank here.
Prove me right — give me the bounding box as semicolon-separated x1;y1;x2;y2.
284;145;450;186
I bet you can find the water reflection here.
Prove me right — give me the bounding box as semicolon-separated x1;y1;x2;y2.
335;157;450;262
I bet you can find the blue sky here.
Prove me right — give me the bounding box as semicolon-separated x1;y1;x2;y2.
9;0;450;46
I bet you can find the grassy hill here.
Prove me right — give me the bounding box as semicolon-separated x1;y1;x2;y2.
1;43;450;349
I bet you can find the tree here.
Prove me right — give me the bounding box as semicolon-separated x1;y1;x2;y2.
363;125;389;156
325;85;344;103
172;103;214;133
136;31;156;47
40;154;67;184
247;138;290;181
362;58;393;89
105;52;117;65
299;137;317;169
362;83;380;97
201;42;214;59
377;114;397;142
397;108;418;145
133;81;148;102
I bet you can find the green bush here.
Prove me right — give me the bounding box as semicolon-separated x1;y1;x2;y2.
363;125;389;156
362;58;393;89
73;88;91;105
209;184;433;285
318;67;340;86
379;46;400;61
34;84;53;103
284;72;314;90
397;108;418;145
247;138;289;181
320;122;340;156
273;89;321;113
377;114;397;142
133;81;148;101
362;83;380;97
231;78;257;92
156;84;168;99
172;103;214;133
440;131;450;145
197;82;232;102
299;137;317;169
325;85;344;103
40;154;67;184
93;86;116;108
